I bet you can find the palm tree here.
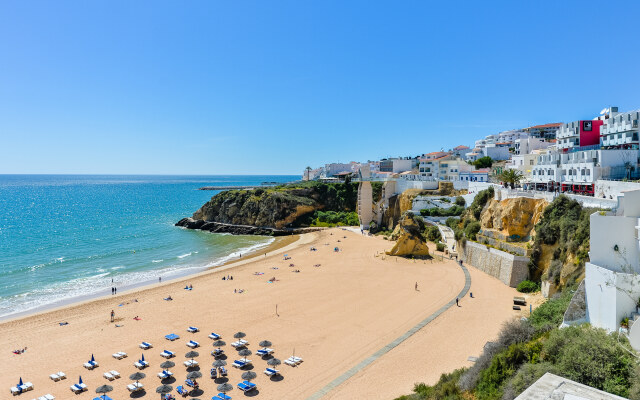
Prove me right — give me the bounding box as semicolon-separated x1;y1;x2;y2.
305;166;312;181
500;169;523;189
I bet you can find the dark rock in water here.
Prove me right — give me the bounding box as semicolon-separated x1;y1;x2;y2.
175;217;321;236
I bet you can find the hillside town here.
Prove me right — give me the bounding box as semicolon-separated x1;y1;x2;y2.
303;106;639;198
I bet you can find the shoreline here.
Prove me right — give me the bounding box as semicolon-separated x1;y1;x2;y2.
0;232;306;325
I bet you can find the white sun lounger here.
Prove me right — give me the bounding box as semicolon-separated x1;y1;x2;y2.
127;382;144;392
139;341;152;349
56;372;66;380
231;339;249;348
257;348;274;356
157;370;174;379
160;350;175;358
112;351;127;359
186;340;199;348
10;387;20;396
70;383;87;393
134;360;149;369
83;361;98;369
187;326;199;333
110;370;120;378
18;382;33;392
208;332;221;339
284;356;303;366
38;395;55;400
183;359;198;367
103;372;115;381
264;367;280;376
49;373;61;381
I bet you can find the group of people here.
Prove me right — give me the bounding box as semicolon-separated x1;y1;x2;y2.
12;347;27;354
111;287;118;295
222;275;233;280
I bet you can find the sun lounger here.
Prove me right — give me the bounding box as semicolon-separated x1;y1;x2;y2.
264;367;280;376
56;372;66;380
70;384;86;393
257;348;274;356
219;366;228;376
176;385;188;395
134;360;149;369
210;368;217;379
232;359;252;368
103;372;115;381
157;370;173;379
92;396;111;400
10;386;20;396
84;362;97;370
127;382;143;392
231;339;249;348
140;341;153;349
109;370;121;379
160;350;175;358
211;348;225;357
38;395;55;400
237;382;255;392
208;332;221;339
187;326;199;333
112;351;127;359
185;378;198;387
186;340;199;348
284;356;303;367
183;359;198;368
49;373;61;381
213;393;232;400
165;333;179;341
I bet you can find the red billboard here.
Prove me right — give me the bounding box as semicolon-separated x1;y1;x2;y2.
579;120;603;147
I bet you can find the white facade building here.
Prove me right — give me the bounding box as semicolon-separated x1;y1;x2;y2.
601;109;640;150
556;121;581;151
584;189;640;350
324;163;353;177
459;168;489;182
482;145;510;161
418;153;450;180
496;130;528;144
514;137;551;155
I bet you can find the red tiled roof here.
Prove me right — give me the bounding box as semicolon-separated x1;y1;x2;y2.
453;145;470;150
472;169;490;173
528;122;563;129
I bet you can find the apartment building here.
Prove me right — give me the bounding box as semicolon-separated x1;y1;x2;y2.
514;137;552;155
601;109;640;150
556;119;604;151
379;158;417;173
523;123;562;140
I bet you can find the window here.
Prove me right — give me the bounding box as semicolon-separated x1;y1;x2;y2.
586;169;590;175
530;160;534;165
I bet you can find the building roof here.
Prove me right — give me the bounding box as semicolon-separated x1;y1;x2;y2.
527;122;563;130
472;169;490;173
334;171;353;176
515;373;627;400
453;145;470;150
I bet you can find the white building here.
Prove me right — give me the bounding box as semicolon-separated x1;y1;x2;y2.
601;109;640;150
324;163;353;177
506;153;538;179
584;189;640;350
379;158;416;173
418;152;450;180
514;137;552;155
496;130;528;144
459;168;490;182
302;167;323;181
530;148;639;194
438;159;471;181
482;145;510;161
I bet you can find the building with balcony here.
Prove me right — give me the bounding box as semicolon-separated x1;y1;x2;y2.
556;119;604;151
601;109;640;150
379;158;417;173
418;153;451;180
523;122;563;140
514;137;552;155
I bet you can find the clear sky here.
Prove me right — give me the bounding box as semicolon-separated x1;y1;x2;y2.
2;1;640;175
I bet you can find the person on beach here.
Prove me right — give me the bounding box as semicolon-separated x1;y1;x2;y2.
456;297;459;307
415;282;418;291
111;287;114;295
114;287;117;294
159;277;161;283
110;310;115;322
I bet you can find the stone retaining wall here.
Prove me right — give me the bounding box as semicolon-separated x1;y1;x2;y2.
460;241;530;287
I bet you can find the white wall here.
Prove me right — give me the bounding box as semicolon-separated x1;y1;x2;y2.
589;212;640;273
595;180;640;199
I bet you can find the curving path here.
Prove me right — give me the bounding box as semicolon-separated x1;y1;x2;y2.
305;263;472;400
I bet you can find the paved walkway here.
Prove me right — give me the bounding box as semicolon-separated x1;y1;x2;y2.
305;263;472;400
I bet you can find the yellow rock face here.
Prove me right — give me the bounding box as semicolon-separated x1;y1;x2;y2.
480;197;547;239
386;233;431;257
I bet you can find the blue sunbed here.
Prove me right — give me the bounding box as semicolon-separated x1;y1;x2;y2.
238;382;254;392
213;393;232;400
176;385;188;395
165;333;179;341
243;380;257;389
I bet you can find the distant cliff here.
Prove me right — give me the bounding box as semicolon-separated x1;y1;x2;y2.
176;181;358;235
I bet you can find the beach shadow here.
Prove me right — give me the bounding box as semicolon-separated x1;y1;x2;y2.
244;389;260;397
186;366;201;371
270;375;284;382
214;377;229;384
161;377;176;384
130;390;146;398
242;365;254;371
190;388;204;397
215;354;228;360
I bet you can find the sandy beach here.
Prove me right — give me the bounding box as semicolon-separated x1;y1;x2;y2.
0;228;518;400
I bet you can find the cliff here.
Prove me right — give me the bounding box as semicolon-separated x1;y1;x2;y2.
177;182;358;234
386;214;430;257
480;197;547;240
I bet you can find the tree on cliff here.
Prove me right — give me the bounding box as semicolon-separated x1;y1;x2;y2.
472;156;493;169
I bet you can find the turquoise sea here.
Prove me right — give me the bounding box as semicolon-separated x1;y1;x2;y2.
0;175;299;318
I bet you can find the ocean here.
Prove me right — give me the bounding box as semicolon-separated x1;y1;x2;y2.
0;175;299;319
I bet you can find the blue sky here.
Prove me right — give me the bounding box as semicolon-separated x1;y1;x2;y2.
1;1;639;175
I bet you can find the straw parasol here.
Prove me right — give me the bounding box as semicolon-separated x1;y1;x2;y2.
241;371;257;382
212;359;227;368
267;358;281;367
129;372;146;384
217;382;233;396
238;348;252;362
258;340;272;348
156;384;173;400
95;384;113;400
233;332;246;339
187;371;202;379
160;361;175;370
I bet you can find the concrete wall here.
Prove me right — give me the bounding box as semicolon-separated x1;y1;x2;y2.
589;212;640;273
460;241;530;287
496;188;618;209
394;179;439;193
585;262;640;333
357;181;373;229
595;180;640;199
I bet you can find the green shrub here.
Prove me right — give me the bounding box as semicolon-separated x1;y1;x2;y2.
528;288;573;333
502;362;557;400
455;196;466;206
436;242;446;252
468;187;494;220
393;368;466;400
425;226;442;242
310;211;359;227
516;280;539;293
420;205;464;217
464;221;481;240
542;325;634;398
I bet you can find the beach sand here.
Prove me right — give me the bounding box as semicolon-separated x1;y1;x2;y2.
0;228;518;400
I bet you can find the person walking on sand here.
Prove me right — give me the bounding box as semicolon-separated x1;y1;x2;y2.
456;297;459;307
159;276;161;283
415;282;418;291
110;310;115;322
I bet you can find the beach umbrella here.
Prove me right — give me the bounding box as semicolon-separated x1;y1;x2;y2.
18;377;23;386
141;353;145;362
185;351;199;360
238;348;252;362
217;382;233;396
78;376;83;385
91;354;95;362
212;359;227;368
233;332;246;339
129;372;146;383
187;371;202;379
156;384;172;400
267;358;281;367
160;361;175;370
212;339;226;348
259;340;272;348
241;371;257;382
95;384;113;400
